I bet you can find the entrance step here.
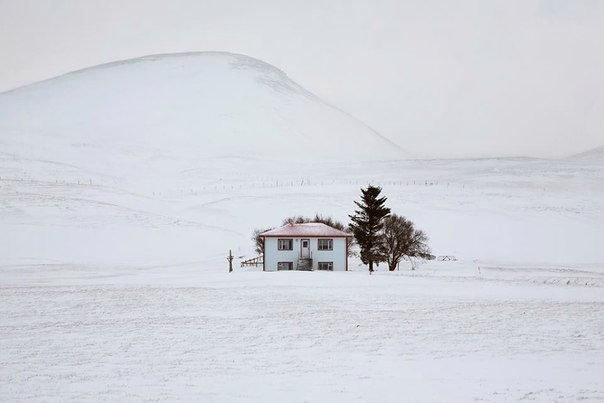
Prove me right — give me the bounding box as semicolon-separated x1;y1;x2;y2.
297;258;313;271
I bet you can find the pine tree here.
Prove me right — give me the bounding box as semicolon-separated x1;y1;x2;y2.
349;185;391;273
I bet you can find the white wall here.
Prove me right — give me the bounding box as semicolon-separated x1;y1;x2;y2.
311;238;347;271
264;237;298;271
264;237;348;271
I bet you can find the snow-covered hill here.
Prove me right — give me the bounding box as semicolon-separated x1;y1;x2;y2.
570;144;604;161
0;51;406;176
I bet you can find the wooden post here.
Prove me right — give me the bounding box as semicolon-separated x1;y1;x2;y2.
227;249;234;272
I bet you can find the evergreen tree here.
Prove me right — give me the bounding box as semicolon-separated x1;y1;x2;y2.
349;185;391;273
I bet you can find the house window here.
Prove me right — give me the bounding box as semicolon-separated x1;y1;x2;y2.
317;239;333;251
278;262;293;271
278;239;293;250
318;262;333;271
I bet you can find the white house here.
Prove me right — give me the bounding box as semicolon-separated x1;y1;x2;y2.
259;223;352;271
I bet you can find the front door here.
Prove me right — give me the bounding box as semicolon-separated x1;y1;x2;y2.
301;239;311;258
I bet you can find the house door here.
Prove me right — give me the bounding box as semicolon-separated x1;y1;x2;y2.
301;239;311;258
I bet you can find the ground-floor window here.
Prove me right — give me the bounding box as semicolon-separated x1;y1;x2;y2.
318;262;333;271
277;261;293;271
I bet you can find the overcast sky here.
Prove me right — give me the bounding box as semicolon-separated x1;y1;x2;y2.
0;0;602;158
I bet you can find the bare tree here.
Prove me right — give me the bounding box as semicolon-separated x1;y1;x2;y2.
381;214;430;271
282;213;347;231
282;215;307;225
251;228;272;255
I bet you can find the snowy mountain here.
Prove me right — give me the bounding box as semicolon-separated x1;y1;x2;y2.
0;52;406;174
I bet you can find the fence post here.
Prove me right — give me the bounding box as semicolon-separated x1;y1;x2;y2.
227;249;234;272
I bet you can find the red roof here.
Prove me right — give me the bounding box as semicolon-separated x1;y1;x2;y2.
260;223;351;237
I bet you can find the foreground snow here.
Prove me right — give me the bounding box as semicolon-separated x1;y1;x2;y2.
1;262;603;402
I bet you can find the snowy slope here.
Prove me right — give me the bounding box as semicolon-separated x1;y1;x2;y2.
0;51;406;174
570;144;604;161
1;155;603;268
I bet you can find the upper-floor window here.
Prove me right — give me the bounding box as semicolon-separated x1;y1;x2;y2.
318;239;333;251
278;239;293;250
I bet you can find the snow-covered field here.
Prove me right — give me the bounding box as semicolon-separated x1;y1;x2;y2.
1;263;603;402
2;156;603;268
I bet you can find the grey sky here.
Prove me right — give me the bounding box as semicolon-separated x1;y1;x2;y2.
1;0;602;158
